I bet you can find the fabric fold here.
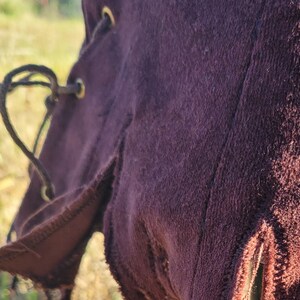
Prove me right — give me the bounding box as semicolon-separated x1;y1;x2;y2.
0;158;116;289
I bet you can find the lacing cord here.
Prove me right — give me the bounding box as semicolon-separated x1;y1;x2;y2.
0;10;115;204
0;65;85;201
0;7;116;297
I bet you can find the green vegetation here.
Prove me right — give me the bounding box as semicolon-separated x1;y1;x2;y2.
0;0;30;17
0;8;121;300
0;0;81;18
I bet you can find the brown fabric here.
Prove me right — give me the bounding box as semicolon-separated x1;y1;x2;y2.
1;1;300;299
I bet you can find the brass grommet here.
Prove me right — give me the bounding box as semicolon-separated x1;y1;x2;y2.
41;185;55;202
102;6;116;27
75;78;85;99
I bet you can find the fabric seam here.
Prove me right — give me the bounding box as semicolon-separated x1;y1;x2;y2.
189;1;267;298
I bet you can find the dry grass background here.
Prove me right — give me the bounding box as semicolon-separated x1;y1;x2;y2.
0;13;122;300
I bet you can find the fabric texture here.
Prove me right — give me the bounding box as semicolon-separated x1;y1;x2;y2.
1;1;300;299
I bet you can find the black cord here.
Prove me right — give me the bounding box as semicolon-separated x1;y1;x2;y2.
0;65;80;201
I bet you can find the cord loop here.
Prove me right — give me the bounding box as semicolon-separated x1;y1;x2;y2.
0;65;83;201
0;12;112;203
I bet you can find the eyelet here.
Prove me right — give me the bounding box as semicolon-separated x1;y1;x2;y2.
102;6;116;27
41;185;55;202
75;78;85;99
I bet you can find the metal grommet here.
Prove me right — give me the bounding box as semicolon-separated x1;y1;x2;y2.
102;6;116;27
41;185;55;202
75;78;85;99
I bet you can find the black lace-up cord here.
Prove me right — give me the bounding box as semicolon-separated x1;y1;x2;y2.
27;95;56;177
32;96;56;156
0;65;80;201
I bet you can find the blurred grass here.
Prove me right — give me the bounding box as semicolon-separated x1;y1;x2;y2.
0;12;121;300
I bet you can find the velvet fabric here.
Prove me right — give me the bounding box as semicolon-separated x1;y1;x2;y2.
1;1;300;299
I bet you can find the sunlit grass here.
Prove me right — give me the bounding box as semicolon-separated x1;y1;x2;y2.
0;13;121;299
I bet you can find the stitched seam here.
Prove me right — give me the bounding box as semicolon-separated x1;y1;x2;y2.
266;215;289;298
189;2;267;298
42;175;116;288
0;160;116;263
